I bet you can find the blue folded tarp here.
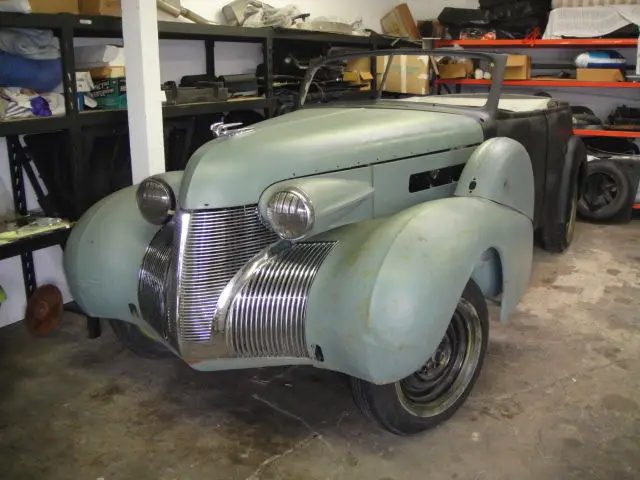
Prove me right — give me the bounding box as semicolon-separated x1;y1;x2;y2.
0;49;62;92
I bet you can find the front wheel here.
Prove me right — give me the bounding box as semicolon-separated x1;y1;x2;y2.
351;280;489;435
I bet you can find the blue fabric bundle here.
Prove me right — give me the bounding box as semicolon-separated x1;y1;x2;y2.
575;50;627;70
0;49;62;92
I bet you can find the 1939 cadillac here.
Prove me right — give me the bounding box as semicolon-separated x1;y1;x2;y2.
64;50;586;435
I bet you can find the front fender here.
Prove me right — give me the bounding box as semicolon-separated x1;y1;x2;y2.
64;171;183;325
305;196;533;385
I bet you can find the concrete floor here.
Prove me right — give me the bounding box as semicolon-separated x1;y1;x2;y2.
1;221;640;480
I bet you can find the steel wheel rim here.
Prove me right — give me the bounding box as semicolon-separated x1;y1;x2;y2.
582;172;618;212
396;298;483;418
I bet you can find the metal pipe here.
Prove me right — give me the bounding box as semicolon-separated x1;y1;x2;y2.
156;0;214;25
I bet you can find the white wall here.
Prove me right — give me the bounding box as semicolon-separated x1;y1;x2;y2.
404;0;478;20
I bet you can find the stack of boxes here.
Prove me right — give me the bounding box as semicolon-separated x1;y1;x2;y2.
28;0;121;16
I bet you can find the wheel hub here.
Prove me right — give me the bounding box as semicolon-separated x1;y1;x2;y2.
420;337;453;380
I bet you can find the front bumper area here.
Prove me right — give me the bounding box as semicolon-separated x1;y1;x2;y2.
138;206;336;364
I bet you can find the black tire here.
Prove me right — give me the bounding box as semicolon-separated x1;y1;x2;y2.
350;280;489;436
578;160;631;222
540;177;579;254
108;319;172;359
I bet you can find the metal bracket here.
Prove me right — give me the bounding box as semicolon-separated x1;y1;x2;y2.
211;122;255;139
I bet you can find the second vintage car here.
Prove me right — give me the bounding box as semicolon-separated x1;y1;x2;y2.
64;49;586;435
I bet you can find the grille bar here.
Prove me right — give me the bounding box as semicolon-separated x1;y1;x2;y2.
170;206;278;344
226;242;336;358
138;223;174;338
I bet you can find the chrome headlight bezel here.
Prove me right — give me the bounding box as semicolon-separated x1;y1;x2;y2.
136;176;176;225
264;188;315;240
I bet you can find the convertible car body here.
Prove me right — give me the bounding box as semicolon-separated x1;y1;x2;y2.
64;49;586;435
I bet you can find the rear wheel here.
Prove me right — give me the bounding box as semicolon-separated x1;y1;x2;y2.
540;176;579;253
108;319;172;359
350;280;489;435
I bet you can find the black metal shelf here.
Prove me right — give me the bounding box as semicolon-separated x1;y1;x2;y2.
0;116;70;136
0;12;387;46
0;227;71;262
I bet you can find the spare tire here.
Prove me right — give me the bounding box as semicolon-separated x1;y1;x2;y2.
578;159;631;222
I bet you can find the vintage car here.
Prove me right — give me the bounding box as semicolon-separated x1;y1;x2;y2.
64;49;586;435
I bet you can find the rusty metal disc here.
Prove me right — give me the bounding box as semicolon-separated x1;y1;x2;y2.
24;284;63;337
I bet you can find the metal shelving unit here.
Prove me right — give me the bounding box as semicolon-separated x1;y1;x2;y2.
436;37;640;140
436;78;640;88
0;12;399;297
436;38;639;48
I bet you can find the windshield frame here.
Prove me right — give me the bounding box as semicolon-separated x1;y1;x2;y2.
298;48;508;120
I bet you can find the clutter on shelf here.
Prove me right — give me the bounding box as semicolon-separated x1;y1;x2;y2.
544;5;640;39
438;1;552;40
221;0;367;36
0;215;71;246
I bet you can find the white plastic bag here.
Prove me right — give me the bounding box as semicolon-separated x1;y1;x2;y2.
0;176;14;221
0;0;31;13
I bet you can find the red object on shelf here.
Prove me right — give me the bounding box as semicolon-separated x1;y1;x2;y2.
633;204;640;210
574;129;640;138
436;78;640;88
436;38;639;48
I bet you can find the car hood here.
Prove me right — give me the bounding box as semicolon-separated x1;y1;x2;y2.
179;106;483;209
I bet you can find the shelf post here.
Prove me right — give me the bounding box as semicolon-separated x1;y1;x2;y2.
263;32;274;118
205;38;216;77
7;136;37;297
122;0;166;183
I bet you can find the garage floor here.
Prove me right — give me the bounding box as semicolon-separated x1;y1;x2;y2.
1;221;640;480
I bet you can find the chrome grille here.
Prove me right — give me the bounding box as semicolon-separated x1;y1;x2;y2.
226;242;336;358
170;206;278;345
138;223;174;337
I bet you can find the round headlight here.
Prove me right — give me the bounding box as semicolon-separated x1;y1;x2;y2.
136;176;175;225
265;189;314;240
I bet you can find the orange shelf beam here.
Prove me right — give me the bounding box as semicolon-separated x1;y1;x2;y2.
436;38;638;48
436;78;640;88
574;129;640;138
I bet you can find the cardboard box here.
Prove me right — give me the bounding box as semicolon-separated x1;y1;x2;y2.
344;58;374;91
381;3;421;40
576;68;624;82
504;54;531;80
343;71;374;91
80;0;121;17
87;66;126;79
437;60;474;79
345;55;431;95
29;0;79;14
91;77;127;109
378;55;430;94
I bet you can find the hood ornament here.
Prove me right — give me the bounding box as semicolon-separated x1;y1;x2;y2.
211;121;255;139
